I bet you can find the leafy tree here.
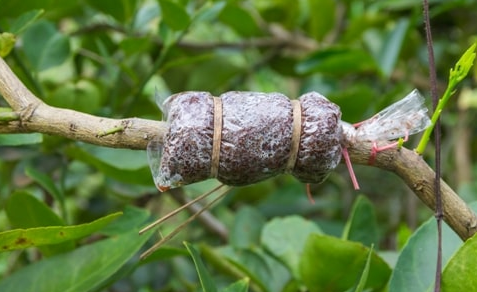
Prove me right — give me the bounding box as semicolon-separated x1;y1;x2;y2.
0;1;477;291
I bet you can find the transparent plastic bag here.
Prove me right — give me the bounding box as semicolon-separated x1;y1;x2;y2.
342;89;431;143
148;91;342;191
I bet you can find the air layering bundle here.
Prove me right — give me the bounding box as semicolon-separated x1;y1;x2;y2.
147;90;431;191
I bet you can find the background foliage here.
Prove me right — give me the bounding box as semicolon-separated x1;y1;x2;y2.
1;0;477;291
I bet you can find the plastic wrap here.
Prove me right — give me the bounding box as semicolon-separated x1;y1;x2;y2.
293;92;342;183
148;91;342;191
148;92;214;191
342;89;431;143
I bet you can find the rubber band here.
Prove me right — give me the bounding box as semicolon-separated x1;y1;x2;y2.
286;100;302;172
211;97;223;178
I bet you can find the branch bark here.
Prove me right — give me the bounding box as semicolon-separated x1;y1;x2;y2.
0;58;166;149
1;56;476;241
348;142;477;240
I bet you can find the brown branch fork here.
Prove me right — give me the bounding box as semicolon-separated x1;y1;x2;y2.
1;57;476;241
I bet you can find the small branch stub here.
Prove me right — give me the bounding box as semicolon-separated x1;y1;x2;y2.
0;110;20;122
97;125;125;137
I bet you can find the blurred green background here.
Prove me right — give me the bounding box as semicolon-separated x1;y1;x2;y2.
0;0;476;291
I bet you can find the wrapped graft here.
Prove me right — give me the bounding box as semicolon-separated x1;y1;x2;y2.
148;91;342;191
148;89;432;191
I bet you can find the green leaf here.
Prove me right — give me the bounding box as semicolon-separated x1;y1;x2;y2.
299;234;391;292
65;145;152;185
25;166;66;219
0;133;43;146
296;48;377;75
184;242;218;292
0;229;153;292
221;278;249;292
200;244;253;286
230;206;265;249
354;245;374;292
449;42;476;84
396;223;413;250
342;195;379;247
0;212;122;252
85;0;136;23
47;80;103;114
158;0;191;31
10;9;44;34
119;37;152;57
388;201;477;292
442;232;477;291
6;191;64;228
158;21;178;48
220;246;290;292
388;204;469;292
22;20;70;71
307;0;335;41
78;144;149;171
140;246;189;265
5;191;70;256
101;205;151;236
0;32;16;57
327;85;376;123
375;18;409;78
0;1;77;19
261;215;323;279
219;4;261;37
183;56;244;92
194;1;227;23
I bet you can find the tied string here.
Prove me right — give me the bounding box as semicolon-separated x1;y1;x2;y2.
211;97;222;178
286;99;302;171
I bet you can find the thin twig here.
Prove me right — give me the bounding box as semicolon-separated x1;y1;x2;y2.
169;187;229;241
139;184;225;234
423;0;442;290
70;22;318;53
140;186;232;259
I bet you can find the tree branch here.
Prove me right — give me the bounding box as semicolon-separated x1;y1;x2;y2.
0;57;166;149
1;56;476;241
348;142;477;240
71;22;318;53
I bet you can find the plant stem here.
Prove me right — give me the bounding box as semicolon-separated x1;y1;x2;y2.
415;42;475;155
415;83;454;154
